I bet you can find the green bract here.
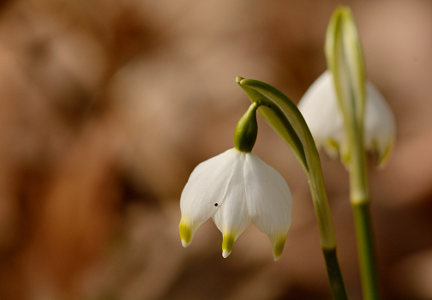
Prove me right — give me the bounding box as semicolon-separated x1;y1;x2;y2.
325;7;365;129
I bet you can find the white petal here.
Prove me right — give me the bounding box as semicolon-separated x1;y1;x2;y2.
212;152;250;257
298;71;396;165
244;153;292;260
298;71;346;157
364;83;396;166
179;148;240;246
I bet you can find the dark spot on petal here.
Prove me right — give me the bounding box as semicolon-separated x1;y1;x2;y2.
214;203;218;207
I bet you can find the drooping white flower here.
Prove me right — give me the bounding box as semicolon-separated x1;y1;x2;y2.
298;70;395;166
179;148;292;261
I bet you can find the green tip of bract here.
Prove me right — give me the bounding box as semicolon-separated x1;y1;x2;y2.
179;221;192;248
326;5;366;124
334;5;351;16
236;76;244;84
272;236;286;262
222;233;236;258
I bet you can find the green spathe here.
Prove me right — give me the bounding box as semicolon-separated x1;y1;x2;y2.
325;6;366;125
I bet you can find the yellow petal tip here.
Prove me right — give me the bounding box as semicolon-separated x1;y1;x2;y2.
323;138;340;159
222;250;231;258
222;233;236;258
179;221;192;247
376;141;393;169
181;239;190;248
272;236;286;262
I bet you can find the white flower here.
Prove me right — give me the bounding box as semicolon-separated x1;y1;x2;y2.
298;70;396;166
179;148;292;261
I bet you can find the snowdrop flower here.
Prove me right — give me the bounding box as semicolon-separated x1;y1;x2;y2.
298;70;395;166
179;103;292;261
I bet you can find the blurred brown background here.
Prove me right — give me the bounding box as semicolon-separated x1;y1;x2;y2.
0;0;431;299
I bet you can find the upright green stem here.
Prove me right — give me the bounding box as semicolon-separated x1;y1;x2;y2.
352;202;379;300
348;118;369;205
325;7;380;299
349;118;380;300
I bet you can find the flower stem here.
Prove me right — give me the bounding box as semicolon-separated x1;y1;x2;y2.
349;119;380;300
307;170;348;300
323;248;348;300
325;7;380;298
352;202;379;300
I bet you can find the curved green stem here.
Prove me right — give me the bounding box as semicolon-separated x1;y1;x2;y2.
237;77;348;300
309;171;348;300
324;248;348;300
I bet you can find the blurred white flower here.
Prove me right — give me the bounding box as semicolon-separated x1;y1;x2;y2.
179;148;292;261
298;70;396;166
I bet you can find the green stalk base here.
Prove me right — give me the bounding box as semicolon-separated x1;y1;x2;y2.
353;202;380;300
323;248;348;300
